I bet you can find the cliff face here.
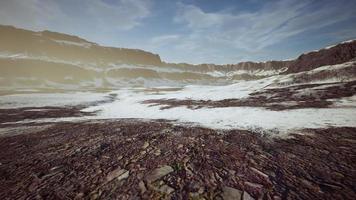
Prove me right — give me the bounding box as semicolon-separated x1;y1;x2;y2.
0;25;355;90
164;60;292;73
286;40;356;73
0;25;162;66
167;40;356;74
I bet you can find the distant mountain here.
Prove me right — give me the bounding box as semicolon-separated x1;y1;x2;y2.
0;25;162;66
285;39;356;73
0;25;355;90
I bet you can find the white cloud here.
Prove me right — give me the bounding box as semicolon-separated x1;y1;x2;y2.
174;3;229;29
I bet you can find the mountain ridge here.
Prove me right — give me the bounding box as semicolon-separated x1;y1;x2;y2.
0;25;355;90
1;25;355;73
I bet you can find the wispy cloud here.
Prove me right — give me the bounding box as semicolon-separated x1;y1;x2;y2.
0;0;152;32
171;0;356;63
0;0;355;64
150;34;181;47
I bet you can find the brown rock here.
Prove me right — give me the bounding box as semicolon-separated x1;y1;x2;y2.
146;165;174;183
106;168;129;183
243;191;255;200
221;186;242;200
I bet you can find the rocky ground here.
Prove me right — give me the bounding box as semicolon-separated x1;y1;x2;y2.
0;118;355;200
0;106;90;124
143;81;356;110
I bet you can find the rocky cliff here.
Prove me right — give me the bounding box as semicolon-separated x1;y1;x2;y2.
285;40;356;73
0;25;162;66
0;25;355;90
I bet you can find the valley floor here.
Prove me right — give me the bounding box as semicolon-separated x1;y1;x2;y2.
0;118;355;199
0;75;355;199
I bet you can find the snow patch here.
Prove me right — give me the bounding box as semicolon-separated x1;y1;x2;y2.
53;40;92;48
80;88;356;132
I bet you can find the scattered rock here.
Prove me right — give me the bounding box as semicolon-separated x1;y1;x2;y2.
157;184;174;194
139;181;146;193
117;170;130;181
154;149;161;156
221;186;242;200
146;165;174;183
142;142;149;149
106;168;129;183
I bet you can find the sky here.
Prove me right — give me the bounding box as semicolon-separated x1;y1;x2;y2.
0;0;356;64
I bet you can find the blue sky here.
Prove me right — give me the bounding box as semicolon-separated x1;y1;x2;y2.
1;0;356;64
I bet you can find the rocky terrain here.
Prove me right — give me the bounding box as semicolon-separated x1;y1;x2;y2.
0;119;355;200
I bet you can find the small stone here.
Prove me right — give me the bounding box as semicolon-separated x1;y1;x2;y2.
154;149;161;156
243;191;255;200
142;142;149;149
158;184;174;194
146;165;174;183
139;181;146;193
106;168;128;183
178;144;183;149
75;192;84;199
221;186;242;200
117;170;130;181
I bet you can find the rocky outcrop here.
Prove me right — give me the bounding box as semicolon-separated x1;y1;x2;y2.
164;60;292;72
286;40;356;73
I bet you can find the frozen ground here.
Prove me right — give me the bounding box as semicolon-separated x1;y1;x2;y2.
1;73;356;134
81;88;356;133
